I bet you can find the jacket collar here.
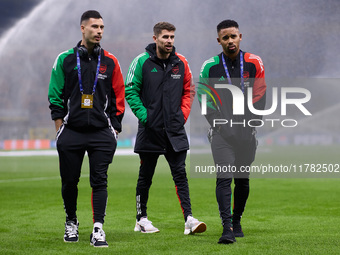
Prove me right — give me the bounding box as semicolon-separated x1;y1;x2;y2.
145;43;177;60
221;50;242;64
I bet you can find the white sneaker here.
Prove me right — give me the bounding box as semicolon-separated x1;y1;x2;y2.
90;227;108;247
184;216;207;235
64;220;79;242
134;217;160;233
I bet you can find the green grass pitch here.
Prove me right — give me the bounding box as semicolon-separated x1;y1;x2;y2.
0;147;340;254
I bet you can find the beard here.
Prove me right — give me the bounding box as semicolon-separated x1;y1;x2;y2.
159;45;172;54
226;46;237;54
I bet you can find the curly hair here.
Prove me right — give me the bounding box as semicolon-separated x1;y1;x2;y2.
217;20;239;33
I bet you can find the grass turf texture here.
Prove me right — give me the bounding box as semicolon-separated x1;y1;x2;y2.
0;147;339;254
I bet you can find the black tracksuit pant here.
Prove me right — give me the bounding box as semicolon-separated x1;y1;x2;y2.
56;125;117;224
135;146;192;222
211;130;257;228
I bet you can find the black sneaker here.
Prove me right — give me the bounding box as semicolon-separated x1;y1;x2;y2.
64;220;79;242
232;220;244;237
218;227;236;244
90;227;108;247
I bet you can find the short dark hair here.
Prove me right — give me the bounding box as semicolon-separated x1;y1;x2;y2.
80;10;102;25
217;20;239;33
153;22;176;36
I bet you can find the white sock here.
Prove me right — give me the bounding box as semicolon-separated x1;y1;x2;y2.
94;222;103;230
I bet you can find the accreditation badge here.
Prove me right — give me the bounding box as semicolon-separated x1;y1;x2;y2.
81;94;93;108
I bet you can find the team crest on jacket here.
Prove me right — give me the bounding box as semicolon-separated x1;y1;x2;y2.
171;66;181;79
243;71;249;81
100;64;107;74
172;66;179;74
243;71;250;88
98;64;108;80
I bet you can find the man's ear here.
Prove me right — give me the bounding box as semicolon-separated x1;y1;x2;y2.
217;37;221;45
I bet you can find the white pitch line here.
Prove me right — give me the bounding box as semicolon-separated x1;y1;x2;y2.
0;175;89;184
0;150;58;156
0;148;135;157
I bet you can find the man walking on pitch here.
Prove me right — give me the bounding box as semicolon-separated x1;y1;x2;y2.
48;10;125;247
198;20;266;244
125;22;206;235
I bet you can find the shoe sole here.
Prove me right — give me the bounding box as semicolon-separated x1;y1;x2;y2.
90;242;109;248
137;229;160;233
234;233;244;237
191;222;207;234
134;225;160;233
218;237;236;244
64;238;79;243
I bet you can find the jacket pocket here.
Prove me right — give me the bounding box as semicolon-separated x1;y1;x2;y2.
109;125;118;141
170;109;185;131
55;123;65;142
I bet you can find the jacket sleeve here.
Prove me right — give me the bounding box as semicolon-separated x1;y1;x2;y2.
197;57;222;127
125;54;148;125
247;54;266;119
108;52;125;133
48;51;68;121
177;54;195;123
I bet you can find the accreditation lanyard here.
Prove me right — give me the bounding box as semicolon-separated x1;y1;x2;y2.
222;51;244;93
76;49;101;95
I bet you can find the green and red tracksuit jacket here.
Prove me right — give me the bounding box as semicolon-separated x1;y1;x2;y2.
48;44;125;132
125;43;195;153
198;51;266;145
